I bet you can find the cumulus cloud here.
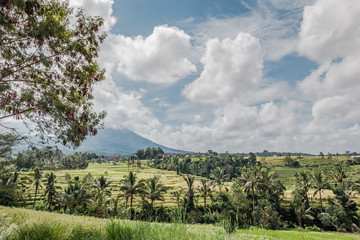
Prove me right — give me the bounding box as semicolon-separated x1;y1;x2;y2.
183;33;263;104
93;79;161;134
69;0;116;31
295;0;360;152
104;25;196;85
298;0;360;63
149;100;300;153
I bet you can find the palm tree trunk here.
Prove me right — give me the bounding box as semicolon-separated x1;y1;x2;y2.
251;185;255;212
130;193;133;210
204;194;207;209
33;184;38;209
319;190;322;212
150;199;154;217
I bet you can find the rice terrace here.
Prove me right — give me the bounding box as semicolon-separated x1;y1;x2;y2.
2;0;360;239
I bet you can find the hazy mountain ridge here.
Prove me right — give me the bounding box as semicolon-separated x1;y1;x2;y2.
73;128;186;155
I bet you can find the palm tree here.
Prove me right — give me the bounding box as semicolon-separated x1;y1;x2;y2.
239;165;263;212
62;181;91;214
171;190;183;207
0;170;21;206
29;167;42;208
143;175;168;215
331;162;348;189
292;193;312;228
294;170;312;209
210;167;228;192
198;179;212;209
92;175;112;217
311;169;330;211
94;175;112;193
43;172;58;210
182;174;195;209
119;171;144;211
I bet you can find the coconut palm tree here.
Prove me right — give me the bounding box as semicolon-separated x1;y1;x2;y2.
143;175;168;216
92;175;112;217
94;175;112;193
119;171;144;211
62;181;91;214
43;172;58;210
198;179;212;209
331;162;348;189
311;169;330;211
0;170;21;206
182;174;195;209
29;167;42;208
292;192;312;228
294;170;312;208
239;165;263;212
210;167;228;192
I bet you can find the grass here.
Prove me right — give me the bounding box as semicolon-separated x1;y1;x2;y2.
1;206;359;240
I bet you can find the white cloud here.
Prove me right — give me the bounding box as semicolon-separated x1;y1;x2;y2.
298;0;360;63
69;0;116;31
104;25;196;85
190;0;315;62
183;33;263;104
93;79;161;134
149;100;300;153
295;0;360;153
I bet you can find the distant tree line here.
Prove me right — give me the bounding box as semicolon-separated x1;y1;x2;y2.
135;147;164;160
13;148;99;170
148;152;258;180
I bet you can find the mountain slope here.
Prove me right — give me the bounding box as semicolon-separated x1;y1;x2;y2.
74;128;186;155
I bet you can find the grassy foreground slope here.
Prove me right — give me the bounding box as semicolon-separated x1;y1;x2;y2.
1;206;359;240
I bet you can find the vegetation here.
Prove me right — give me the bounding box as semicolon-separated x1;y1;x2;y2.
0;0;106;151
1;206;358;240
2;151;360;239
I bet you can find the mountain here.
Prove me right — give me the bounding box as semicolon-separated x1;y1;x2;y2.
72;128;187;156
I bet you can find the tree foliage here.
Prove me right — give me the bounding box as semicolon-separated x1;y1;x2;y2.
0;0;106;146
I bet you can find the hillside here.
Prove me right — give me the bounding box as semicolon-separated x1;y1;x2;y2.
12;128;187;156
74;128;187;155
1;206;358;240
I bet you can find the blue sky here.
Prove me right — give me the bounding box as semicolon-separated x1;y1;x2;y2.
70;0;360;154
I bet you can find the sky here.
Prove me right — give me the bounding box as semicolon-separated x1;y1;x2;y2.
69;0;360;154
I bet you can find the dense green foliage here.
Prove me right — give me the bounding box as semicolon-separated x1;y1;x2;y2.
1;154;360;234
0;0;106;148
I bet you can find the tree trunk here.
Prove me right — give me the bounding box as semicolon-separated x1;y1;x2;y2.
319;189;323;212
251;185;255;212
33;184;38;209
204;194;207;209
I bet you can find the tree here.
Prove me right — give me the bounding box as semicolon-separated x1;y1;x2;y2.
92;176;112;217
239;165;263;212
29;167;42;208
43;172;58;210
119;171;144;212
311;169;330;211
294;170;311;208
143;175;167;216
182;174;195;209
0;170;22;206
0;0;106;147
0;133;21;158
210;166;228;192
319;188;359;232
291;191;312;228
62;180;91;214
198;179;212;209
331;162;348;189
